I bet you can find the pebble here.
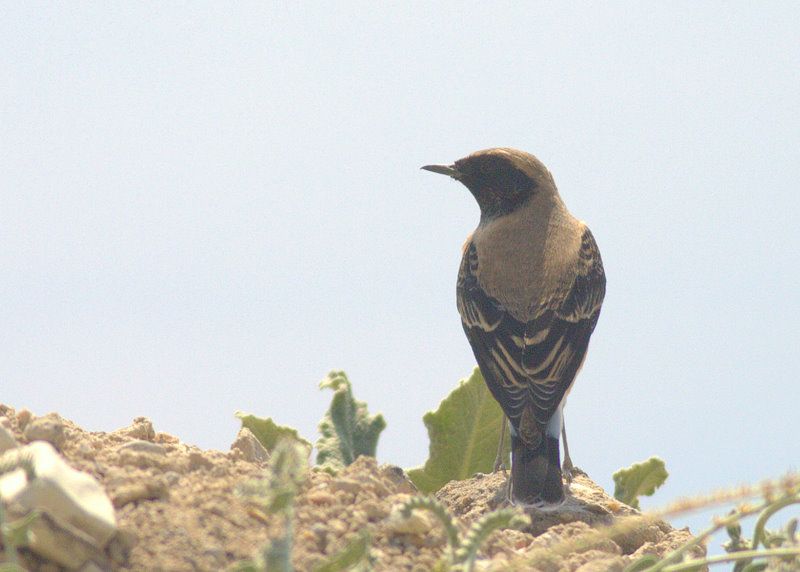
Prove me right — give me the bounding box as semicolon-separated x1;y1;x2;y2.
0;424;18;453
117;440;166;456
330;477;361;494
385;505;435;536
362;499;389;520
113;480;169;507
307;490;337;505
114;417;155;441
16;408;32;430
23;414;66;449
155;432;179;444
328;519;348;535
188;451;215;471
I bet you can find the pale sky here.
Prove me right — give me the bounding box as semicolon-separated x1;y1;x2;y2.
3;1;799;547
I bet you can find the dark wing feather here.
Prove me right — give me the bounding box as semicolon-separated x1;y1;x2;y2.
457;228;606;430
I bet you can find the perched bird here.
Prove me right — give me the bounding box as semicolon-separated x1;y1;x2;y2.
422;148;605;505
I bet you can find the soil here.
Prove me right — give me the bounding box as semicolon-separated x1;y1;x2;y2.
0;406;702;571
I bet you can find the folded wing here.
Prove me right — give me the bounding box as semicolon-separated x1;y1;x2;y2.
457;228;606;430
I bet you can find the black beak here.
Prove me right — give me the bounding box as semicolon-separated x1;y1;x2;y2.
421;164;461;179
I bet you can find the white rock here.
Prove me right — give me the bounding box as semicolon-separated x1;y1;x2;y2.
0;424;17;453
16;510;103;569
116;439;166;456
0;441;117;548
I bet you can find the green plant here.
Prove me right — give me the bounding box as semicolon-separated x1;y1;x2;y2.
232;371;379;572
407;368;509;494
398;496;530;572
312;531;372;572
0;451;38;571
316;371;386;473
613;456;669;509
232;439;309;572
620;474;800;571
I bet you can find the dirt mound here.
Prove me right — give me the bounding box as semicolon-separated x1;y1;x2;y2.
0;406;701;571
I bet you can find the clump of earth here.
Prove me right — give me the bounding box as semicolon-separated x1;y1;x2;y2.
0;406;702;571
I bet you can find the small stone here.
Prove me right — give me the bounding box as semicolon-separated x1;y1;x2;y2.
310;522;328;551
114;417;155;441
107;528;137;564
368;476;391;497
116;440;166;456
0;443;116;565
307;490;337;505
77;441;94;456
23;414;66;449
188;451;214;471
230;427;269;464
16;408;32;430
362;500;389;520
154;432;179;444
0;424;18;453
328;519;348;535
385;504;435;536
203;547;226;565
117;449;171;470
330;477;361;494
112;480;169;507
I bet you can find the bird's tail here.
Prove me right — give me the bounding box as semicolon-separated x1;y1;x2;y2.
510;432;564;504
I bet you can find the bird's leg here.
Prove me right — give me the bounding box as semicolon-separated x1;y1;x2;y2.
493;416;508;472
561;419;575;484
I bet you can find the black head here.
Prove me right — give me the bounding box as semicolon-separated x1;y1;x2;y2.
422;148;554;221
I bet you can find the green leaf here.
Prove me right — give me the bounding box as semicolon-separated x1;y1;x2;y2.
228;560;260;572
613;456;668;509
316;371;387;472
313;531;371;572
407;368;510;494
622;554;660;572
235;411;312;455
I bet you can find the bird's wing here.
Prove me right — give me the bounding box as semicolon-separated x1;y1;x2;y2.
457;228;606;429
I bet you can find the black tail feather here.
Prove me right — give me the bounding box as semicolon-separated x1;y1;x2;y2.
510;434;564;504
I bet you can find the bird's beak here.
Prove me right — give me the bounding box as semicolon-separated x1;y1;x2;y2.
421;164;461;179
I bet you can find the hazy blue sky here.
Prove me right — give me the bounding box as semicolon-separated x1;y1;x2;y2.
3;2;798;547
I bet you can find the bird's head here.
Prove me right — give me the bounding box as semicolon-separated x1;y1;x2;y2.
422;148;556;220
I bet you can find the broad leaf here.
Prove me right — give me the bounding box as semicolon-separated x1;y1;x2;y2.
407;368;510;493
613;456;668;509
316;371;386;472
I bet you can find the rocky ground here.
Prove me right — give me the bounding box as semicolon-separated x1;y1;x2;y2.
0;406;703;571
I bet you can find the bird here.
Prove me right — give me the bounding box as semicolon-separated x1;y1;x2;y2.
422;148;606;505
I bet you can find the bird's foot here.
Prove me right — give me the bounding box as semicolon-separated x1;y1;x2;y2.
563;458;576;485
